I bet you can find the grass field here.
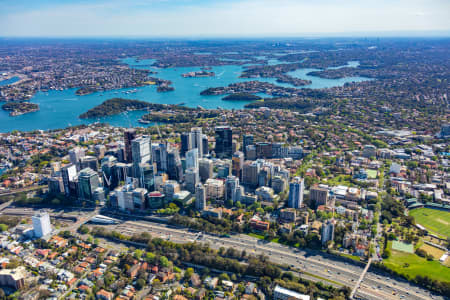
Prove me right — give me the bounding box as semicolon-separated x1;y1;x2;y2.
384;241;450;283
419;243;445;259
409;208;450;238
392;241;414;253
366;169;377;179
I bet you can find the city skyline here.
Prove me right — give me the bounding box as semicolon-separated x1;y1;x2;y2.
1;0;449;37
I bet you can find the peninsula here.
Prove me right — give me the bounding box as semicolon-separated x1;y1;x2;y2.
222;93;262;101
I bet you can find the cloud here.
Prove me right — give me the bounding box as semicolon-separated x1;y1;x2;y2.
0;0;449;37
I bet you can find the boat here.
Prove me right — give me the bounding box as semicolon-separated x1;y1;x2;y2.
176;102;186;106
138;119;151;124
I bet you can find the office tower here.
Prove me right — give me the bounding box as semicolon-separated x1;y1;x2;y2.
202;134;209;156
94;144;106;159
242;161;259;188
204;178;224;201
256;142;272;159
322;220;335;245
288;177;304;209
184;167;199;193
101;156;117;190
243;134;254;157
48;176;64;194
138;163;155;191
258;167;271;187
310;186;329;206
32;212;52;238
78;168;100;201
61;164;77;196
132;137;152;165
198;158;213;182
167;149;183;181
195;183;206;211
216;160;232;179
80;156;98;171
225;175;240;203
69;147;85;171
246;145;257;160
115;184;134;211
180;132;191;157
190;127;203;158
163;180;180;200
441;124;450;137
186;148;199;170
288;146;303;159
152;143;168;172
124;129;137;163
232;151;244;180
215;126;233;158
132;188;147;210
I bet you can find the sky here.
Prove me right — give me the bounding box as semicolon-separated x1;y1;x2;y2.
0;0;449;37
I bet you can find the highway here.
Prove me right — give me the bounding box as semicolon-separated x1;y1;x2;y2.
99;218;445;300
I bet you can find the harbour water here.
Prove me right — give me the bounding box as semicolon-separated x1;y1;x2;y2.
0;58;370;132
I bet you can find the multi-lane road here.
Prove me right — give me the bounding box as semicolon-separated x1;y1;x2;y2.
103;218;445;300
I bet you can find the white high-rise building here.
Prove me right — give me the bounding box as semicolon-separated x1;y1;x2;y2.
32;212;52;238
186;148;199;170
190;127;203;158
288;177;304;209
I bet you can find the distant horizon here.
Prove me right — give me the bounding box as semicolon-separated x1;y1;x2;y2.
1;0;449;38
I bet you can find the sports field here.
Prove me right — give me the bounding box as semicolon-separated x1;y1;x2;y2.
419;243;445;259
409;208;450;238
392;241;413;253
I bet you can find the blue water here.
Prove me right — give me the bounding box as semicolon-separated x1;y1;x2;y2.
0;58;371;132
0;76;20;86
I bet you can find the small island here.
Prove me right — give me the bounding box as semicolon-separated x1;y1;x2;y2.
140;110;218;124
1;101;39;116
222;93;262;101
75;87;97;96
181;71;215;78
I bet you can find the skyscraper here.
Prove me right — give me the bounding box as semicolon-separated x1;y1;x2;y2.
202;134;209;156
195;183;206;211
131;136;152;166
152;143;168;172
322;220;335;245
180;132;191;157
138;163;155;191
288;177;304;209
69;147;85;171
78;168;100;201
232;151;244;180
32;212;52;238
186;148;199;170
167;149;183;181
199;158;213;182
243;134;254;157
124;129;137;163
225;175;240;203
184;167;199;193
61;164;77;196
190;127;203;158
215;126;233;159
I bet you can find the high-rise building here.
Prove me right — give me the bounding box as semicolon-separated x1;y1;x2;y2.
199;158;213;182
288;177;304;209
138;163;155;191
167;149;183;181
132;188;147;210
202;134;209;156
232;151;244;180
152;143;168;172
225;175;240;203
48;176;64;195
78;168;100;201
362;145;376;158
163;180;180;200
184;167;199;193
61;164;77;196
180;132;191;157
242;161;259;188
186;148;199;170
101;156;118;190
204;178;224;201
271;176;287;194
195;183;206;211
131;136;152;166
216;160;232;179
69;147;85;171
243;134;254;157
215;126;233;158
80;156;98;171
256;142;272;159
32;212;52;238
322;220;335;245
310;186;329;206
94;144;106;159
190;127;203;158
124;129;137;163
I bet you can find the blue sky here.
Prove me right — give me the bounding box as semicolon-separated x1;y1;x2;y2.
0;0;449;37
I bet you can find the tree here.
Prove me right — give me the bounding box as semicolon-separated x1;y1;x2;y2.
136;278;145;290
159;256;169;268
145;252;156;264
184;267;194;280
134;249;143;260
